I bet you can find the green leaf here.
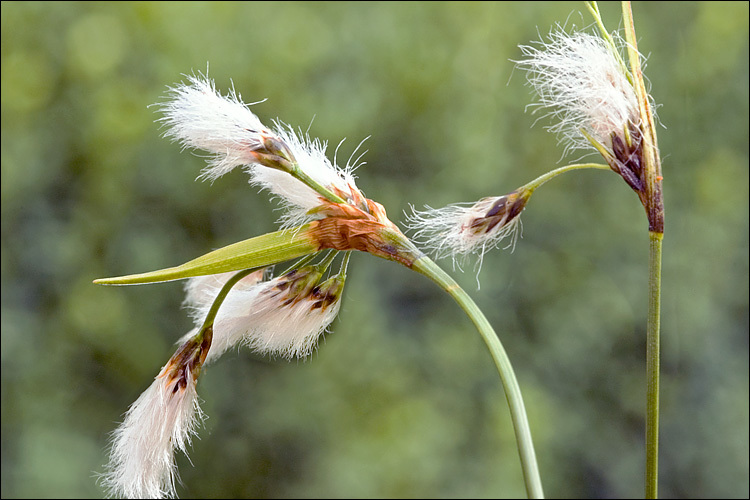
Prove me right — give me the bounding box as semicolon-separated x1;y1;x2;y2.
94;225;318;285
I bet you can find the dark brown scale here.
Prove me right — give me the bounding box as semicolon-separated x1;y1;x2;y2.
469;198;508;234
612;134;628;162
611;126;646;194
619;163;643;192
483;215;505;233
507;196;527;220
321;291;338;309
309;280;341;311
627;154;642;178
484;196;509;219
310;292;337;311
481;193;527;233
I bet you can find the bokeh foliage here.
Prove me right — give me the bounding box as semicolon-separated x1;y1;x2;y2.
1;1;748;498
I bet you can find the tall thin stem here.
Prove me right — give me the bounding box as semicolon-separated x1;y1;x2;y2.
646;231;663;498
411;255;544;499
621;2;665;497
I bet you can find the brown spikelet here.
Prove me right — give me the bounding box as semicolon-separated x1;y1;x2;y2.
160;327;213;392
309;198;421;267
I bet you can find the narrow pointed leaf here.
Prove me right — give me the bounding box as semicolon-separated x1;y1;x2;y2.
94;225;317;285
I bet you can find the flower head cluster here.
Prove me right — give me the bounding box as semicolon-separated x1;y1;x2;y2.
102;72;421;499
103;259;347;499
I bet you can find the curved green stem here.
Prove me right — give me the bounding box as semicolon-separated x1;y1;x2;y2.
521;163;612;195
411;254;544;499
646;231;662;498
197;268;260;339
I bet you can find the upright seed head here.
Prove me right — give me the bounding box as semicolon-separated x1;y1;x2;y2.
517;29;640;158
518;25;660;203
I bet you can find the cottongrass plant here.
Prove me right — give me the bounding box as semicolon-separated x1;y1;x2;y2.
409;1;664;497
96;2;662;498
97;70;543;498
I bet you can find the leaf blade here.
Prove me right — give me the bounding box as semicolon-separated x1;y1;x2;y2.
94;225;318;285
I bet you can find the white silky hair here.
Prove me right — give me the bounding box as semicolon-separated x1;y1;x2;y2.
100;369;204;499
156;73;366;227
182;269;342;362
517;29;639;156
406;198;522;285
156;73;270;180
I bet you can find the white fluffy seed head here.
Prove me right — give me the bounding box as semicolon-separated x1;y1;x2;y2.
183;267;344;362
517;29;639;156
100;365;204;499
407;194;525;274
156;73;271;180
157;73;366;226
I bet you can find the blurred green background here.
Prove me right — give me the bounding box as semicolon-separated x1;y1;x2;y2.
2;1;748;498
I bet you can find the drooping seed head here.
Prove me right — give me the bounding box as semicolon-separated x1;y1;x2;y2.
182;265;345;362
101;337;209;499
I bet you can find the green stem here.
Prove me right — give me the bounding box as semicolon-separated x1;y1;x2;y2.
337;250;352;277
199;268;259;336
314;249;338;270
520;163;612;195
291;165;347;204
621;3;664;496
646;231;662;498
411;254;544;499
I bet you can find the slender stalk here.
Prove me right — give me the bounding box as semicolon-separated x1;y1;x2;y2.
291;165;347;204
646;231;662;498
411;254;544;499
521;163;611;194
337;250;352;277
199;268;259;336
